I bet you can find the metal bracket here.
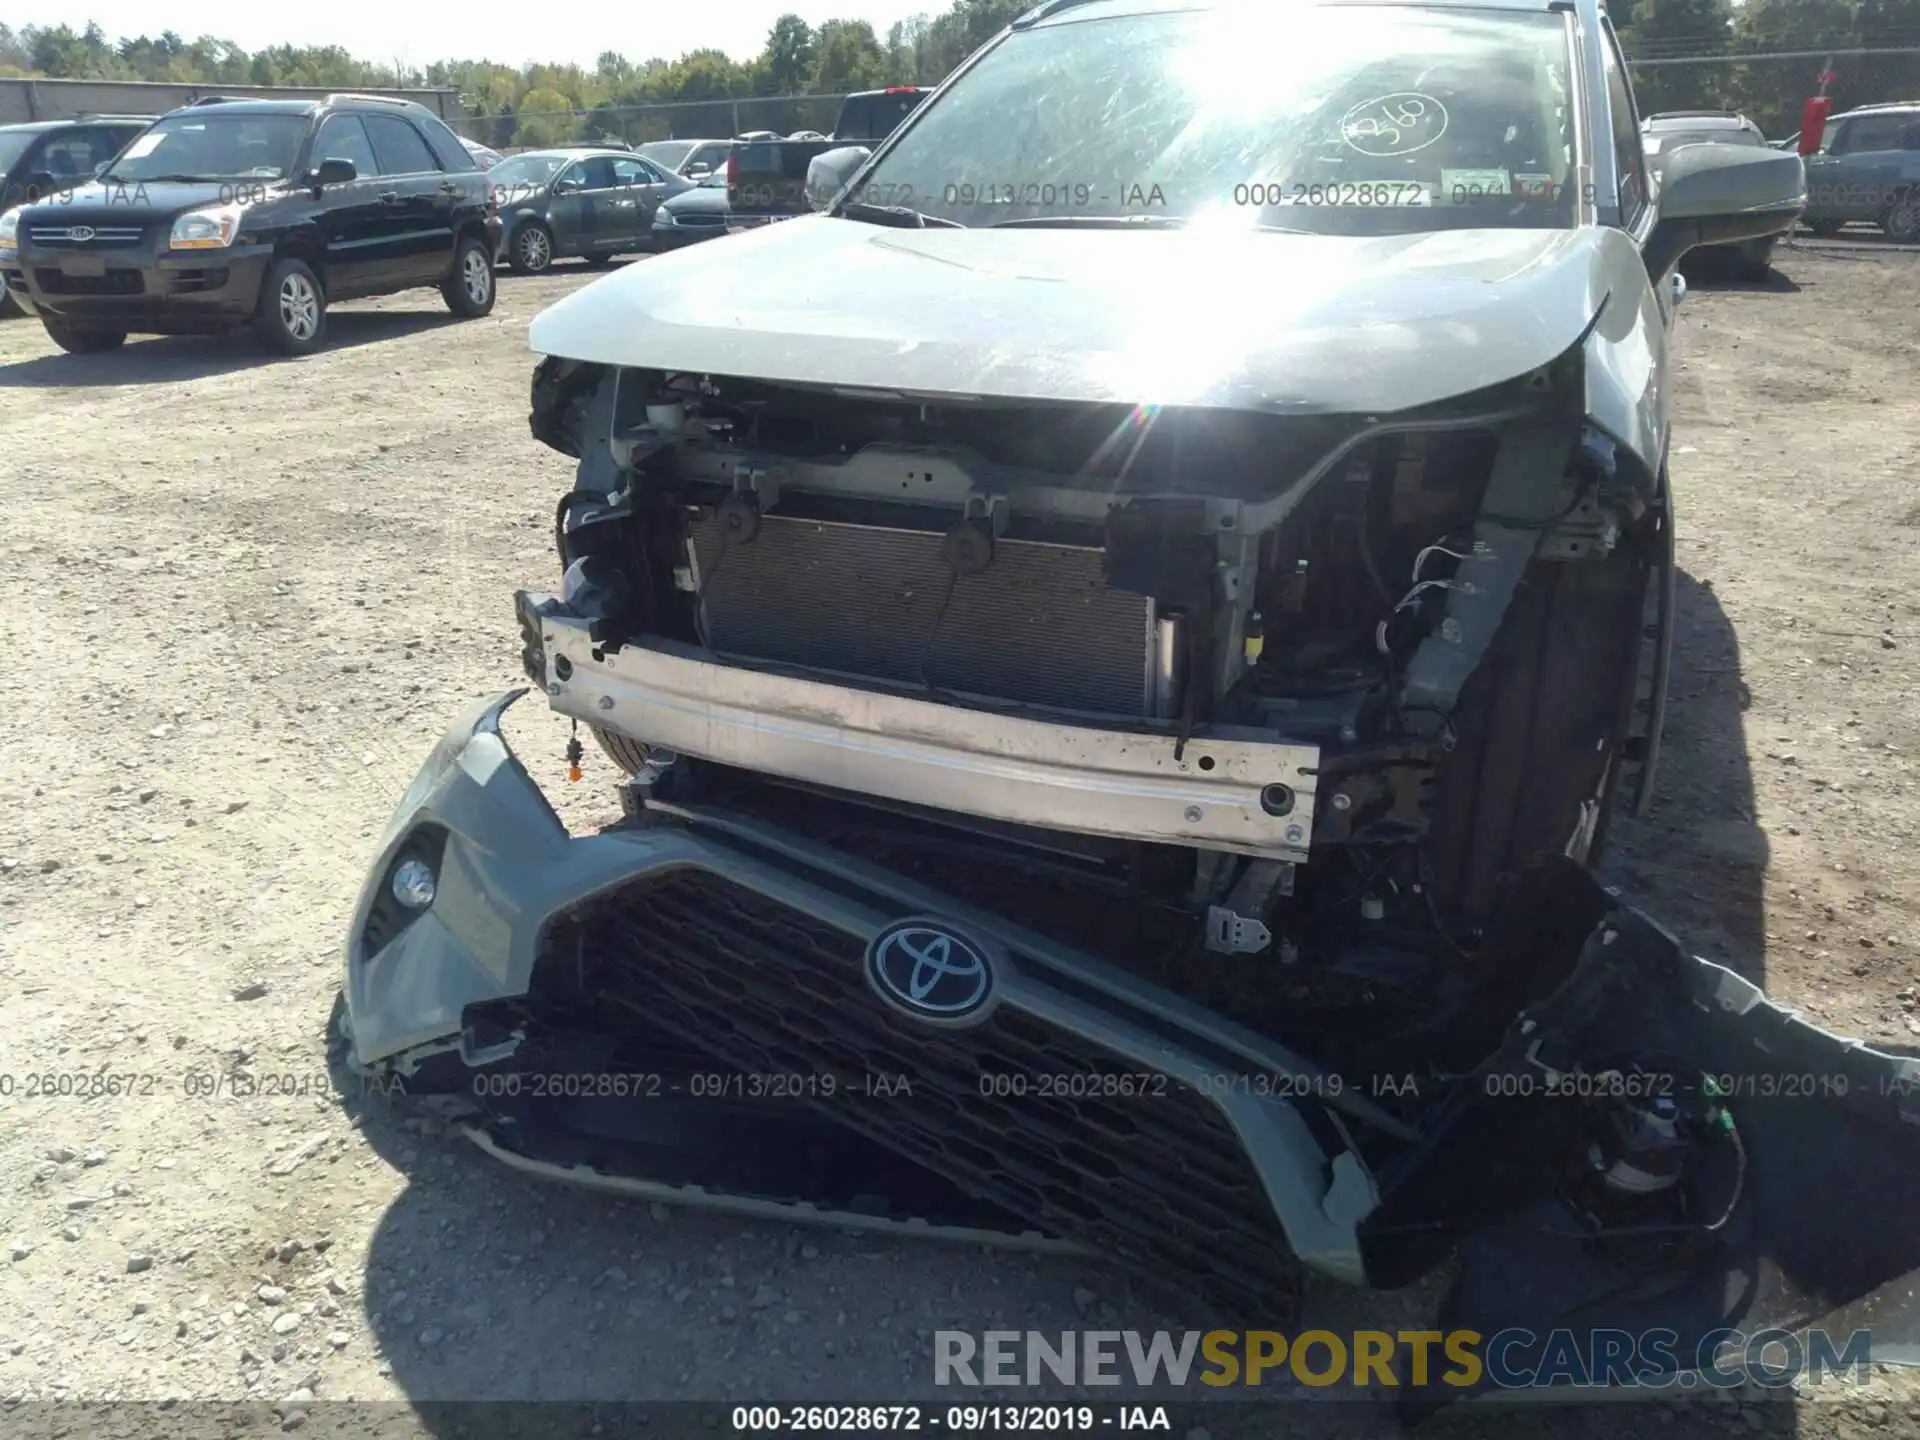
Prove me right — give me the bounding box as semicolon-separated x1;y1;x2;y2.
1399;425;1571;719
1539;491;1622;562
1204;859;1296;955
964;491;1010;536
733;465;784;511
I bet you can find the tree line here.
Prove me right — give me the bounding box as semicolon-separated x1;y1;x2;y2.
4;0;1919;146
0;1;1035;145
1620;0;1920;136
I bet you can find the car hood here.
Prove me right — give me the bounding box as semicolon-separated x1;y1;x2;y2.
19;178;269;223
527;216;1641;415
660;186;730;218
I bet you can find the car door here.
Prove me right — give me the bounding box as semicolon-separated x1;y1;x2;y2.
1826;114;1907;222
608;156;672;246
573;156;628;251
545;159;600;254
362;112;455;285
306;114;392;297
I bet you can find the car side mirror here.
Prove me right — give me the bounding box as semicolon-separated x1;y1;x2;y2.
807;145;872;211
686;164;711;180
1645;142;1806;278
309;157;358;194
552;177;580;195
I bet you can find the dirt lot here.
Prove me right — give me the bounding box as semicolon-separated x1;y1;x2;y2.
1;238;1918;1439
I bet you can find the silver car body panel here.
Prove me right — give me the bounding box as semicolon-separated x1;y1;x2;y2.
539;623;1321;862
341;690;1377;1283
528;218;1670;467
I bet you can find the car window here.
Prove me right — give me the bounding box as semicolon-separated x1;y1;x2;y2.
1599;23;1647;224
312;114;378;177
103;112;308;182
490;153;568;189
363;114;441;176
835;92;923;142
611;157;656;186
692;143;729;172
853;5;1579;233
637;140;696;172
0;128;35;176
37;128;118;179
415;113;479;172
1834;115;1906;154
573;157;617;189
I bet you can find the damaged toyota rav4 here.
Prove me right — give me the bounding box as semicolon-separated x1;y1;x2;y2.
339;0;1920;1387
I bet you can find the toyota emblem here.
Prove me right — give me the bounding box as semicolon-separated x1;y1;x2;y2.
68;226;95;243
865;918;996;1025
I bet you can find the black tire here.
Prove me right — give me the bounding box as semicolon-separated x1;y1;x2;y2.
441;235;497;318
1881;193;1920;244
1805;218;1845;238
508;221;555;274
253;256;327;355
41;318;126;354
592;726;653;773
582;251;616;268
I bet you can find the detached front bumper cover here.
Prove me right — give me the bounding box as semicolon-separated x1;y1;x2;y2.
342;691;1920;1386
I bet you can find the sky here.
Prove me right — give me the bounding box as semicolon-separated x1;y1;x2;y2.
7;2;940;68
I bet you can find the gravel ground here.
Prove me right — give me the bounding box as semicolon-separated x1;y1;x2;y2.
1;237;1918;1438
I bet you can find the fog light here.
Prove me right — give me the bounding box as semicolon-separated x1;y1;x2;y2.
390;858;437;910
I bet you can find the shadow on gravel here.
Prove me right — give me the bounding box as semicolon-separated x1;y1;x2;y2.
1602;568;1767;988
1680;263;1803;295
0;309;465;388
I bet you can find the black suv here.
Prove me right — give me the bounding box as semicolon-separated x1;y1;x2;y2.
0;95;503;356
0;114;156;315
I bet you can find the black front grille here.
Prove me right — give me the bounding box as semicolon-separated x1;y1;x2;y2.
169;267;228;294
28;224;145;247
34;267;143;296
548;870;1302;1319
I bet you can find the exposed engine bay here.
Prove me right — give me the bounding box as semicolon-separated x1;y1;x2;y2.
333;351;1920;1396
523;350;1657;961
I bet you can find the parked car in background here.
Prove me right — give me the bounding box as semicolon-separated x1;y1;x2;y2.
492;148;694;273
648;166;732;250
462;137;504;169
0;94;500;355
726;87;929;227
1794;101;1920;241
1641;111;1800;277
0;114;157;316
635;138;732;179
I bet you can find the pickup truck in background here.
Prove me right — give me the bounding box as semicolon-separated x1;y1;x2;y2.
725;86;927;229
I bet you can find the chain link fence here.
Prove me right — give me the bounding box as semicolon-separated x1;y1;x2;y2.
446;93;853;152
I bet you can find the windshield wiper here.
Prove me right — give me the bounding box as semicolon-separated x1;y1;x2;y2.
991;214;1318;235
991;213;1189;229
110;173;217;185
835;201;965;229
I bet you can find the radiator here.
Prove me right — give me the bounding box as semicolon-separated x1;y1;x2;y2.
688;513;1157;716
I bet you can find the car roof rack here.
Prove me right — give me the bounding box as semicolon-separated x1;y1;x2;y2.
1012;0;1105;27
324;93;417;109
185;95;252;106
